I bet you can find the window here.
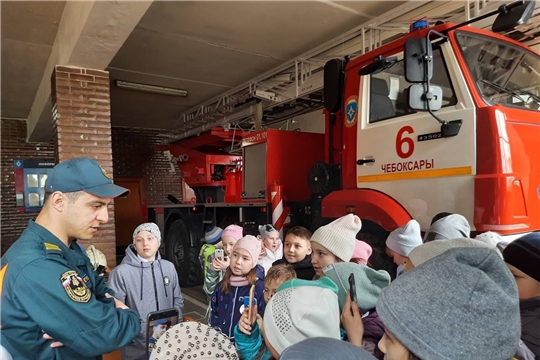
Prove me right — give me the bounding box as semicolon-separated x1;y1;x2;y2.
369;47;457;123
455;32;540;111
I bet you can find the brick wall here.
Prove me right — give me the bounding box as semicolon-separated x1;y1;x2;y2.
51;65;117;266
111;127;183;204
0;119;55;255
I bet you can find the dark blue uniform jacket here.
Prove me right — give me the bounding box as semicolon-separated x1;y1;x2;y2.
0;221;141;359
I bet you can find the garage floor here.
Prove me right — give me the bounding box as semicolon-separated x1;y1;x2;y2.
181;285;208;323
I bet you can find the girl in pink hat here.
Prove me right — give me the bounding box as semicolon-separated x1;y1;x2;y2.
210;235;266;342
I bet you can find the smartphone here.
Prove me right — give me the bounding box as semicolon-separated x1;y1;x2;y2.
215;248;224;261
247;285;255;321
146;308;179;357
348;273;357;304
95;265;106;276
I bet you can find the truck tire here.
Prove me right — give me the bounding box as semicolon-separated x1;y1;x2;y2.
165;218;203;287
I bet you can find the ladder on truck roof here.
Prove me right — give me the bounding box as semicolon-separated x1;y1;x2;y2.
164;0;540;144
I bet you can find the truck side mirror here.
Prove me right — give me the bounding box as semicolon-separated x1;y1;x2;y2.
324;59;344;113
408;84;442;111
492;0;535;33
404;38;433;83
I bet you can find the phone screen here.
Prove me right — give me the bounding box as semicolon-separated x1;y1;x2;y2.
215;248;224;261
147;308;179;357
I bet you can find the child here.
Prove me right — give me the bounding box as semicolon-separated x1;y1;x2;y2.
324;262;390;358
404;237;499;272
272;226;315;280
109;223;184;360
210;235;265;342
263;264;297;304
351;240;373;265
423;213;470;242
203;224;243;300
342;247;520;360
310;214;361;278
199;226;223;278
503;232;540;358
385;220;422;278
234;277;341;360
258;224;283;274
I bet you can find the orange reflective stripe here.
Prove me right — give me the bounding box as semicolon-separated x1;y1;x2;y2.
0;263;8;300
0;263;7;328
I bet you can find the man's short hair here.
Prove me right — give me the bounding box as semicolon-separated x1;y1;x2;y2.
285;226;312;241
266;264;297;284
43;191;83;205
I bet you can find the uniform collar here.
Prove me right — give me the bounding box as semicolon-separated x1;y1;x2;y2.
28;220;88;266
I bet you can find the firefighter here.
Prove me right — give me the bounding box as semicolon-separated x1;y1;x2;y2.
0;157;140;359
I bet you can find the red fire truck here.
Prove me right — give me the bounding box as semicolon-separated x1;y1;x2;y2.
150;2;540;286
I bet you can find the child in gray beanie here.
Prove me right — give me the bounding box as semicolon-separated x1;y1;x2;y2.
423;213;471;242
365;247;520;360
109;222;185;360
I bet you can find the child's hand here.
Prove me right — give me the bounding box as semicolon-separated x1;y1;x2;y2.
341;290;364;347
238;304;258;335
212;257;229;271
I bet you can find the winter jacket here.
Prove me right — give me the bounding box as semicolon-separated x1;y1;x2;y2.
203;264;225;322
234;322;272;360
258;243;283;274
210;265;266;342
108;245;184;360
272;254;315;280
520;297;540;358
199;243;217;278
0;221;140;360
363;311;385;359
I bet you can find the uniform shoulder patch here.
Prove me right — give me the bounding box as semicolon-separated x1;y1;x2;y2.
60;270;91;303
44;243;61;251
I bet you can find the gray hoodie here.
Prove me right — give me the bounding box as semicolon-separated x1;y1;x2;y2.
109;245;184;360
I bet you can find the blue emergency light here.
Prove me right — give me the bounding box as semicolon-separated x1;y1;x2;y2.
411;19;429;32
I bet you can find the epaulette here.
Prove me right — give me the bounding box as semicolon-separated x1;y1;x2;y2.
44;242;63;255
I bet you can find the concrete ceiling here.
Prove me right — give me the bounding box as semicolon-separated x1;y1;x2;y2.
1;1;411;131
1;1;66;119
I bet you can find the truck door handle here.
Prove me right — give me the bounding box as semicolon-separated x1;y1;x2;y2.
357;158;375;165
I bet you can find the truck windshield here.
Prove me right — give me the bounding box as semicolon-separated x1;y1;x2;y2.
455;32;540;111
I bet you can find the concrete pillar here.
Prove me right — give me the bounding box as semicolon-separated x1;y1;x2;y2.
51;65;116;267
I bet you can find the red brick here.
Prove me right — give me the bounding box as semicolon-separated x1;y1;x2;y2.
56;65;82;74
70;73;95;82
84;69;109;77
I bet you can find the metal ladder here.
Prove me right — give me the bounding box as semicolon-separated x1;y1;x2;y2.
164;0;539;144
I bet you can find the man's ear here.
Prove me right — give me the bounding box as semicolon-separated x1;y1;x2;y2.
307;244;312;255
48;192;66;212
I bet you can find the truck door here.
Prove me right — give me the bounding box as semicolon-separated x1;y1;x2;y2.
356;42;477;229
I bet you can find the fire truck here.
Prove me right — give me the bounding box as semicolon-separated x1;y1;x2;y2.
149;1;540;286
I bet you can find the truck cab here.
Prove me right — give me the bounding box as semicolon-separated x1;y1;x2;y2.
323;22;540;238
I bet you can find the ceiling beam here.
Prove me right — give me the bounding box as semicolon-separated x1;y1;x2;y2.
26;0;153;142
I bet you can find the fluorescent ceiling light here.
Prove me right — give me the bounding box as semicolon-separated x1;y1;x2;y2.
116;80;188;97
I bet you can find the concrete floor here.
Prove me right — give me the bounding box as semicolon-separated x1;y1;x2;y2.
181;285;208;323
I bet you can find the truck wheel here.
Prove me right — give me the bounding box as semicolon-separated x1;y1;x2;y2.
165;218;203;287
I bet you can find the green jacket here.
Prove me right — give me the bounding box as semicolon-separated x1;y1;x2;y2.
0;221;141;359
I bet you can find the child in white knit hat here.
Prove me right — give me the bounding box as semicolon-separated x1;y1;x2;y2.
385;220;422;277
234;277;341;359
310;214;362;278
258;224;283;274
